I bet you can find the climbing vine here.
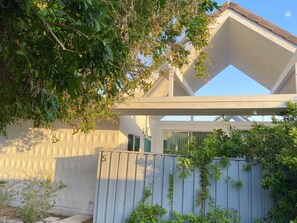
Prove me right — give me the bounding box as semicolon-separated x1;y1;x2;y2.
167;174;174;205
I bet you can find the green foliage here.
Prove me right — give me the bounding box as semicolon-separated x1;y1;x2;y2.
0;0;218;135
170;205;240;223
126;187;167;223
219;156;231;168
17;173;66;223
242;163;252;172
127;187;239;223
167;174;174;205
203;207;239;223
225;177;243;190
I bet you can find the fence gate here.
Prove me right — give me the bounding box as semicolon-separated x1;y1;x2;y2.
93;150;273;223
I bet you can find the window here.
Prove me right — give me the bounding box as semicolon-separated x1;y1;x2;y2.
144;137;151;152
163;131;209;154
163;131;188;154
192;132;210;146
128;134;140;151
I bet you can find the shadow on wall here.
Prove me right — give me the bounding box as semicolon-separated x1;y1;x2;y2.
0;152;123;217
0;153;98;215
0;119;121;154
54;154;99;216
0;121;47;153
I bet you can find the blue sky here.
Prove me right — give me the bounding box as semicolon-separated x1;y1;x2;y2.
195;0;297;97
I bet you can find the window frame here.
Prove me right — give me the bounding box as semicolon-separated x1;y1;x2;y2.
127;134;140;152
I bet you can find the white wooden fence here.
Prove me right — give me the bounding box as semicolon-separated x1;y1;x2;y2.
93;150;273;223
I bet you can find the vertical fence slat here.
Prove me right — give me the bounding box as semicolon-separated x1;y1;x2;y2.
95;152;111;222
161;156;174;220
133;153;146;209
123;153;137;221
216;162;228;209
193;165;201;216
239;161;251;223
152;155;164;206
228;161;240;212
172;156;183;214
251;164;262;221
144;154;154;204
183;171;195;214
114;153;128;223
106;153;120;223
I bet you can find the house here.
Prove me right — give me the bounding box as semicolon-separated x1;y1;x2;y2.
0;1;296;218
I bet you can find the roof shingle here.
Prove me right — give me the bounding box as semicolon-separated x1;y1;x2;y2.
212;2;297;45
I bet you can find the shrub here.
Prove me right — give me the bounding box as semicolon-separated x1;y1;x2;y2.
17;173;66;223
126;187;167;223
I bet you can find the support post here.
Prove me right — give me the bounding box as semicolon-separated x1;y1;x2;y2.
168;65;174;97
295;62;297;93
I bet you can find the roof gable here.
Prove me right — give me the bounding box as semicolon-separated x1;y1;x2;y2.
147;2;297;97
180;2;297;94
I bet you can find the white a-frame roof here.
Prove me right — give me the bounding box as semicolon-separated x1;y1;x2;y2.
186;2;297;94
113;2;297;116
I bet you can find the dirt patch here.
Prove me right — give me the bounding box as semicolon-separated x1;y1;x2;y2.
0;206;19;220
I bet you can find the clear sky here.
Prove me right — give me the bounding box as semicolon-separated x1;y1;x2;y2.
195;0;297;97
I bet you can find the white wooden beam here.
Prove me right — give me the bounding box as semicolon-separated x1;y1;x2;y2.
112;94;297;116
174;68;194;96
271;51;297;93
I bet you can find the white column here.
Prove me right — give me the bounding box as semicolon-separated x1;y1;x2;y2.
295;62;297;93
168;65;174;97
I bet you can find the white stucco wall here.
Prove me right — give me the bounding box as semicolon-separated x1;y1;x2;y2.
118;115;150;151
0;120;120;215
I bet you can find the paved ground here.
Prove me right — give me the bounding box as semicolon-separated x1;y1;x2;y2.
0;206;92;223
0;213;92;223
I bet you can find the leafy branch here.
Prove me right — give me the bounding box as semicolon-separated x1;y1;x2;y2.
32;8;78;53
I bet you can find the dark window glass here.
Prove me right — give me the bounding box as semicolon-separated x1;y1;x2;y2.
128;134;134;151
144;137;151;152
134;135;140;152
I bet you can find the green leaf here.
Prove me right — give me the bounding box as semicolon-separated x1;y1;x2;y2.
15;50;27;57
93;20;101;32
105;45;113;61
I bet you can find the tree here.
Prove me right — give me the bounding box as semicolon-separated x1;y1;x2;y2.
0;0;218;135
